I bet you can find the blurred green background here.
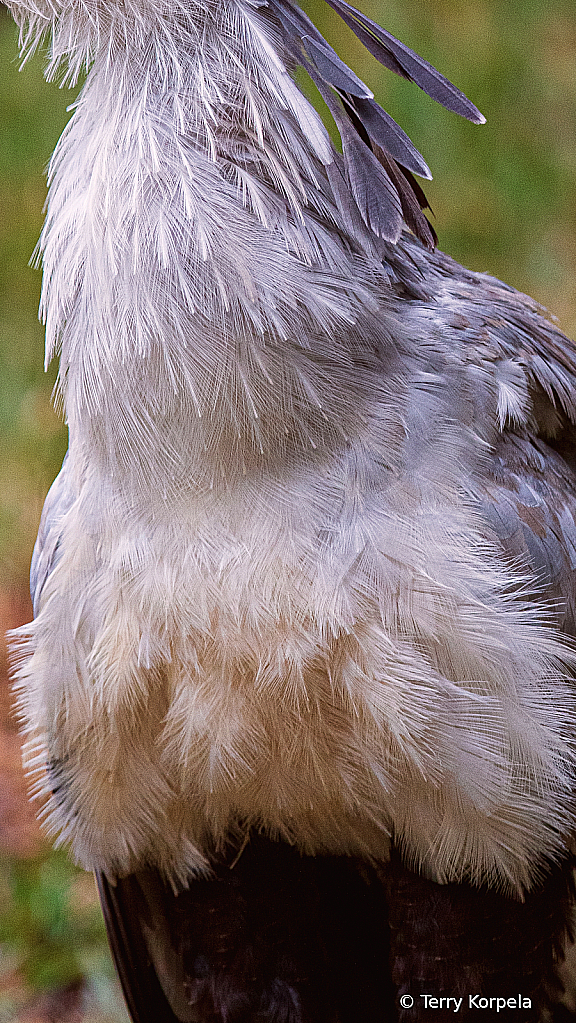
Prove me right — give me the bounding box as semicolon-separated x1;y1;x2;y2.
0;0;574;1017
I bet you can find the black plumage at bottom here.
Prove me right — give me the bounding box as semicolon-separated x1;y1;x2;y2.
97;837;576;1023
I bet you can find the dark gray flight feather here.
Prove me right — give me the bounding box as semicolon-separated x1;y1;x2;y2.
271;0;483;248
373;146;437;249
300;34;373;98
308;63;404;240
347;97;431;179
340;121;404;240
322;0;486;123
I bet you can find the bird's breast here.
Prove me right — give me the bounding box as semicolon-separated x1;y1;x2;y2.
14;466;576;891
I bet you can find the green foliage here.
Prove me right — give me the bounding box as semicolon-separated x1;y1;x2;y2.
0;10;71;587
0;851;102;989
0;849;128;1019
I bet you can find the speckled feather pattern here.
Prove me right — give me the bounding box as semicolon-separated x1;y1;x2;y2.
6;0;576;897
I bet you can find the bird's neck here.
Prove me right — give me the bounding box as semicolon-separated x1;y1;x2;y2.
38;0;388;493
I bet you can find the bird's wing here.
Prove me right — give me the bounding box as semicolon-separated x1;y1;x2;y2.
30;453;74;615
482;433;576;633
393;235;576;632
96;872;186;1023
98;839;576;1023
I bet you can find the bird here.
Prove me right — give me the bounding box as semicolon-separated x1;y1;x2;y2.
6;0;576;1018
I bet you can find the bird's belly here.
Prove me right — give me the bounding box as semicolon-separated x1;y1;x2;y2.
156;632;397;860
15;493;576;891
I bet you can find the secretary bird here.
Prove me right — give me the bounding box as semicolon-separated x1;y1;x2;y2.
6;0;576;1018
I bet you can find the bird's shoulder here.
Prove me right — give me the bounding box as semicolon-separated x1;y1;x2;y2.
392;235;576;629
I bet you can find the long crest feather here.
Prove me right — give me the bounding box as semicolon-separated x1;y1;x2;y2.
322;0;486;123
271;0;484;246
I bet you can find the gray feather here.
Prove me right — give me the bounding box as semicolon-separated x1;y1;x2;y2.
323;0;486;123
269;0;467;247
348;97;432;179
301;34;373;98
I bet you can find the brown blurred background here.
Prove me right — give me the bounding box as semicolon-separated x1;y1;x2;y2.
0;0;574;1018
